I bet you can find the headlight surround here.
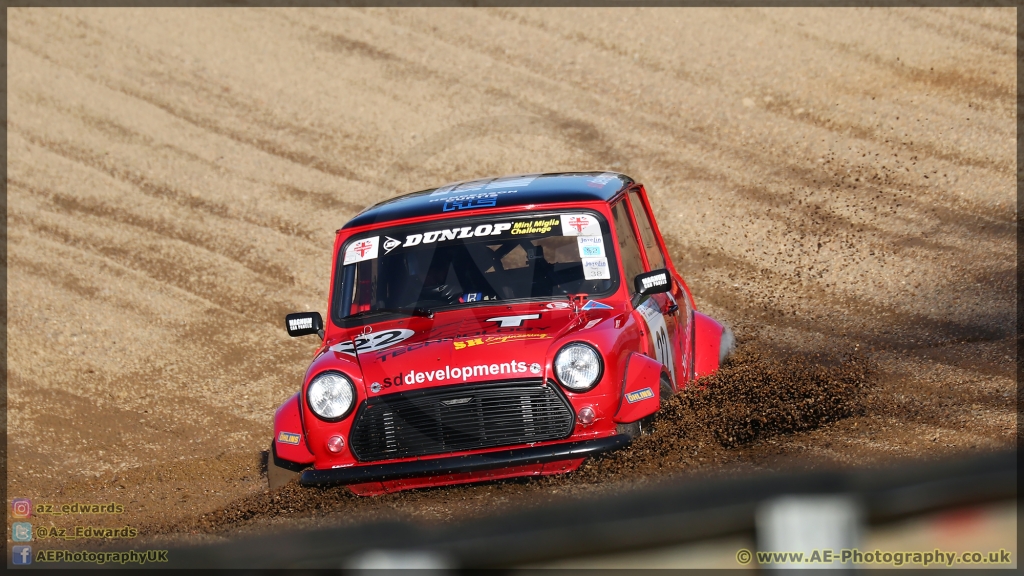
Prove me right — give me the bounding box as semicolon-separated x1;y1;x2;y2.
553;342;603;391
306;371;356;421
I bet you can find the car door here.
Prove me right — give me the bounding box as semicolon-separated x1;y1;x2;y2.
612;196;682;393
626;189;690;391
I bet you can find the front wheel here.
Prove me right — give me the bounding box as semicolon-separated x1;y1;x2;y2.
267;442;306;490
659;373;674;401
616;415;655;439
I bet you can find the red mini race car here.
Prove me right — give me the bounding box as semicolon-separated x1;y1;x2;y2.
269;172;733;495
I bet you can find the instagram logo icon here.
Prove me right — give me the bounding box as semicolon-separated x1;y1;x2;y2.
12;498;32;518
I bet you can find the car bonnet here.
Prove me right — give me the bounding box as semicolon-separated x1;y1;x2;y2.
324;302;613;395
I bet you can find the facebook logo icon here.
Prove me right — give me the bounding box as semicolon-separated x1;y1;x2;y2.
12;545;32;565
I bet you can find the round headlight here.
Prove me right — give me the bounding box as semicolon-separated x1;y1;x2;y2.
306;371;356;421
554;343;603;391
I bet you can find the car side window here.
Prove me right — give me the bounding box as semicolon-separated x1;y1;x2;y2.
628;191;667;271
611;200;646;295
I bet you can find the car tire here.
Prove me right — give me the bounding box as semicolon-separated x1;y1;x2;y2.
267;442;306;490
659;373;674;400
616;413;657;439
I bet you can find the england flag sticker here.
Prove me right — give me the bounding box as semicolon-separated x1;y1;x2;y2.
344;236;379;265
561;214;601;236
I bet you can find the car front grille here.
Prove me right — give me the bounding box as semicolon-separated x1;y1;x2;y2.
349;380;575;462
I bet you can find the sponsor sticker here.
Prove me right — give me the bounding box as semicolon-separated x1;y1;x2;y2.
511;217;560;235
487;314;541;327
288;317;313;331
460;292;484;303
546;301;571;309
582;318;602;330
277;431;301;445
382;236;402;254
390;361;535;387
343;236;379;264
401;223;512;247
641;272;668;290
432;190;521;210
330;329;416;355
581;300;613;311
561;214;601;236
577;235;605;258
453;333;549;350
582;257;611;280
625;387;655;404
443;196;498;212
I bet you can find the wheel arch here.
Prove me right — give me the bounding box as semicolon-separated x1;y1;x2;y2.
692;311;734;379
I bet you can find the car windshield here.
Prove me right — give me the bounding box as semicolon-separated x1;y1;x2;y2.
332;211;618;321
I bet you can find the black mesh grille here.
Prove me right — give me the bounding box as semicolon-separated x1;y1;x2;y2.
349;380;575;462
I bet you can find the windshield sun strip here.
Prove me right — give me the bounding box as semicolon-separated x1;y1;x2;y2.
330;210;618;327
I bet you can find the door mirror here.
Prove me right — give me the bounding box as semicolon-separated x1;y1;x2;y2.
634;269;672;297
285;312;324;338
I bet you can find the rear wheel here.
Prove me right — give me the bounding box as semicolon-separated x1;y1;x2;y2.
267;442;306;490
719;325;736;365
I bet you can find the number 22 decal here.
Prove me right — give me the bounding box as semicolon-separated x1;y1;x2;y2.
637;298;677;386
329;329;415;356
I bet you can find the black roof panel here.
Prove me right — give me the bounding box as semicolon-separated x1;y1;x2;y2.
342;172;634;230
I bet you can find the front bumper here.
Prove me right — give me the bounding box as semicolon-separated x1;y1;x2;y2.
299;434;631;486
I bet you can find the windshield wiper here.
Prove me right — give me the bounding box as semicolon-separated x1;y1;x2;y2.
347;307;433;319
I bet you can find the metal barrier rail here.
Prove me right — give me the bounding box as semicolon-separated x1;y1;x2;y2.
164;449;1016;569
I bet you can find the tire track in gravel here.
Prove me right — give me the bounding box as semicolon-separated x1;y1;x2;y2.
8;197;294;324
14;127;326;246
10;176;303;286
8;19;377;189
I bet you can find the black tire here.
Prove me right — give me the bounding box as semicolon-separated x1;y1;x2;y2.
267;442;306;490
659;373;674;401
616;414;656;439
616;421;641;439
